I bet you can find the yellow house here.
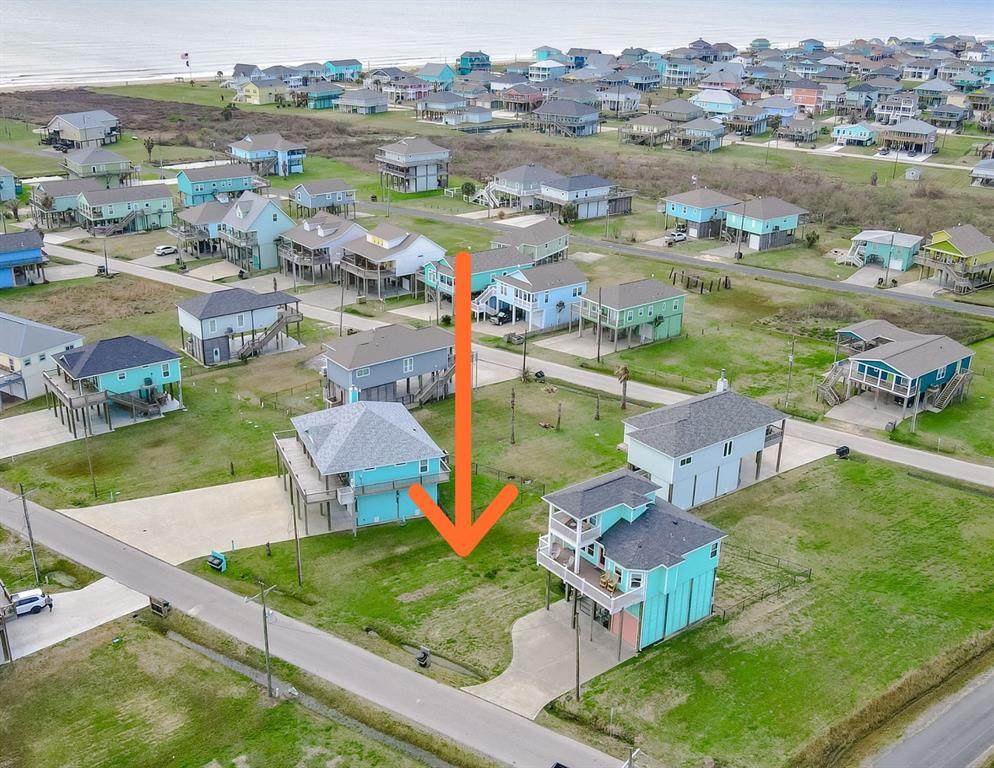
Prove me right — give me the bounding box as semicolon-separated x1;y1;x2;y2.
919;224;994;294
239;78;289;106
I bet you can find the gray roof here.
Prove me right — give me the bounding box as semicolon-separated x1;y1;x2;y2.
757;96;795;109
628;114;673;130
0;312;81;358
656;98;703;115
624;390;787;457
232;63;260;77
378;137;449;156
33;177;104;198
418;91;466;105
79;184;172;206
542;174;613;193
851;334;973;378
327;59;362;67
837;319;922;344
419;63;453;77
887;118;937;135
851;230;923;249
544;468;660;518
280;213;364;248
496;163;561;186
938;225;994;257
294;178;355;195
680;117;725;133
664;188;741;209
54;335;177;379
729;105;767;118
532;99;599;118
736;197;808;219
491;218;568;248
592;278;686;311
220;191;281;230
229;133;305;153
177;288;298;320
180;163;256;182
64;147;129;166
324;324;453;370
339;88;388;106
305;82;344;95
932;104;968;115
916;78;957;92
0;229;43;255
433;246;532;277
971;158;994;178
50;110;117;129
497;261;586;292
0;165;13;177
292;401;444;476
176;200;234;226
598;501;726;569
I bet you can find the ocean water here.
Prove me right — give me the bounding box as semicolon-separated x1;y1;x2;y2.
0;0;991;88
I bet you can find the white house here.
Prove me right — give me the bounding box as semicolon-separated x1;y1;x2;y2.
340;223;445;298
0;312;83;404
623;384;787;509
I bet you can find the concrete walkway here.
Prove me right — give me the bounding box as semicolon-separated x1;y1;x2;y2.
60;477;327;565
0;409;77;459
827;393;908;430
6;577;147;660
465;600;635;719
0;490;622;768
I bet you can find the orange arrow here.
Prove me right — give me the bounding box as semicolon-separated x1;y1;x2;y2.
408;249;518;557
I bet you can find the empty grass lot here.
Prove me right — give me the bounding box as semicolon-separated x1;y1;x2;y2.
545;457;994;768
182;380;645;679
0;526;99;594
0;619;428;768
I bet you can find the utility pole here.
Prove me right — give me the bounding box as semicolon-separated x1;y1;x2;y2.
245;584;277;697
83;422;98;498
883;228;898;287
510;386;516;445
573;592;581;701
595;287;603;362
785;338;796;406
521;330;528;379
17;484;40;585
291;503;303;587
339;275;346;336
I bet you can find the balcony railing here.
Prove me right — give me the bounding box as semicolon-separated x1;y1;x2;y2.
915;253;976;274
43;369;109;409
353;460;451;496
764;424;784;447
277;242;331;267
537;535;645;613
219;228;258;247
340;256;396;280
848;367;916;397
549;513;601;547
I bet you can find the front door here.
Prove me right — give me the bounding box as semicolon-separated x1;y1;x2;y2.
212;347;221;363
598;547;606;569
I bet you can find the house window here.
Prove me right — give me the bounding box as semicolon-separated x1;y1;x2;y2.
117;372;127;381
584;543;596;556
38;352;46;361
647;305;654;317
680;456;692;466
673;300;680;310
626;310;634;322
722;440;733;457
403;357;414;374
419;458;429;473
355;367;370;378
637;307;644;317
936;368;946;381
710;542;720;558
161;363;170;376
236;314;245;328
272;213;278;222
208;319;217;333
22;357;31;367
630;573;643;589
544;291;550;302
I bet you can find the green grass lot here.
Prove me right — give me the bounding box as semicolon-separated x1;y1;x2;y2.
66;230;177;261
183;380;641;679
888;336;994;462
0;276;332;509
0;525;99;594
738;236;859;281
359;212;497;253
547;457;994;768
0;618;427;768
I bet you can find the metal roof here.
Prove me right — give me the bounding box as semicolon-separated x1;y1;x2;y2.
664;188;741;209
180;163;256;183
0;312;81;358
624;390;786;457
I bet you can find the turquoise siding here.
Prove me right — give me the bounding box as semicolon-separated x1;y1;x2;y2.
724;210;801;235
665;201;728;224
177;171;257;205
863;240;919;271
855;355;972;394
351;457;443;527
0;172;15;202
95;357;181;395
638;542;719;646
423;258;533;296
613;295;684;340
0;245;44;288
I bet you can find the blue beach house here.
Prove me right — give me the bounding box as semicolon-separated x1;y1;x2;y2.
832;122;877;146
486;261;587;330
228;133;306;177
275;401;449;533
175;164;265;206
324;59;363;82
722;197;808;251
423;246;535;299
218;191;295;271
46;335;183;436
0;230;46;289
0;165;16;202
842;231;923;271
458;51;491;75
662;188;741;239
418;63;456;90
536;468;725;653
304;82;344;109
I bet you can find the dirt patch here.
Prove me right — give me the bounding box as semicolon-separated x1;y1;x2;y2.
396;585;438;603
724;585;815;644
637;688;689;721
3;275;189;333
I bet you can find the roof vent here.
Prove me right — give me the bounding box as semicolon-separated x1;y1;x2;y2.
716;368;729;393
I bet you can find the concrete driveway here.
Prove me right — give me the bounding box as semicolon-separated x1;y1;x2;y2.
186;260;240;281
843;265;889;287
61;477;326;565
44;263;97;282
464;600;635;719
0;409;76;459
827;392;908;430
7;577;147;660
534;331;602;359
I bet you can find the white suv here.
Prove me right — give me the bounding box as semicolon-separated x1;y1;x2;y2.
10;588;48;616
154;245;178;256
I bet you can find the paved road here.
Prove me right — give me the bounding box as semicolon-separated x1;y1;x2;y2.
360;203;994;320
870;671;994;768
0;489;620;768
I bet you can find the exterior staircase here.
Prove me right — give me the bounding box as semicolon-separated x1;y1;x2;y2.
93;209;138;236
930;369;972;411
471;284;498;316
108;390;162;418
413;359;456;406
836;243;864;268
817;363;847;406
238;309;303;359
469;181;501;208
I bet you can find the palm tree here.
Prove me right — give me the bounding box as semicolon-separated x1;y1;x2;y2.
143;136;155;164
615;365;630;409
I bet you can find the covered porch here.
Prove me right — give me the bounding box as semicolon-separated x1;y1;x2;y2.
273;431;356;535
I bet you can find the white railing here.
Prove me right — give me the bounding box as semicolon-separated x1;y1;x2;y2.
848;366;916;397
536;535;645;613
549;515;601;547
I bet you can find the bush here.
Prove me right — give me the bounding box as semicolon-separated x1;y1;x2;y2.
439;314;452;326
460;181;476;197
804;231;821;248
